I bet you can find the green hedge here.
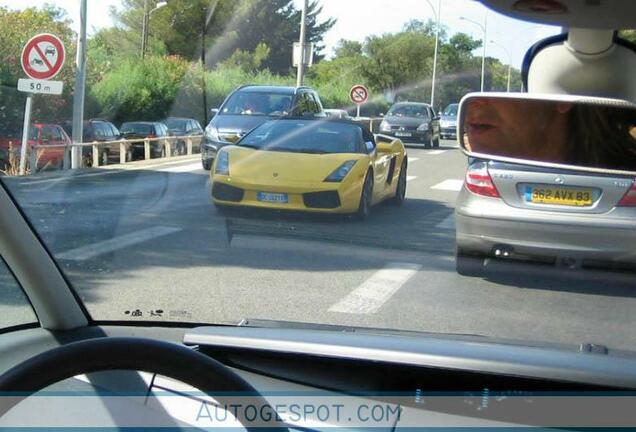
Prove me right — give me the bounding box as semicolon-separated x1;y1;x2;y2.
89;55;389;127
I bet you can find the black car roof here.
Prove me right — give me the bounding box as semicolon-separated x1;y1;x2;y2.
164;117;195;122
121;121;158;126
259;117;372;133
235;85;306;95
392;102;431;107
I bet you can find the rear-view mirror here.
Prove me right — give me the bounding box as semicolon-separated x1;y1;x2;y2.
459;93;636;174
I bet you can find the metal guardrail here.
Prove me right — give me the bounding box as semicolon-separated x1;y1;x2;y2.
353;117;383;133
22;134;204;172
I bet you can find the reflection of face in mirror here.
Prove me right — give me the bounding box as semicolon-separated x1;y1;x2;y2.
462;97;636;171
464;98;573;163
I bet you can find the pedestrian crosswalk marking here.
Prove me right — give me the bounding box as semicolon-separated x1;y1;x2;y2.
431;179;463;191
328;263;421;314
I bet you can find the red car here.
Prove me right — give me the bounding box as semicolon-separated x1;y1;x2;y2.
0;123;69;172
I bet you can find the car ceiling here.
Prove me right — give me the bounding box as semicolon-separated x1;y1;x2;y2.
479;0;636;29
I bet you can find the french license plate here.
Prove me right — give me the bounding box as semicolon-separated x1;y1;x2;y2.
524;186;594;207
257;192;288;203
395;132;412;137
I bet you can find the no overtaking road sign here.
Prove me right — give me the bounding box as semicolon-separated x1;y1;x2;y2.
350;85;369;105
21;33;66;80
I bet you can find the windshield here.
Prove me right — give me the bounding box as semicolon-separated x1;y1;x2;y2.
239;120;365;154
164;119;187;131
387;104;430;118
5;0;636;357
443;104;458;117
221;91;293;116
120;123;153;135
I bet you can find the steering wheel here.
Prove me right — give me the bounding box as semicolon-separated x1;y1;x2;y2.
0;337;288;431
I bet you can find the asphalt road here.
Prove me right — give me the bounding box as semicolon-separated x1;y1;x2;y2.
3;141;636;352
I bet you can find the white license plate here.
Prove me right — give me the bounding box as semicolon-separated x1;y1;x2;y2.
257;192;288;203
395;132;412;137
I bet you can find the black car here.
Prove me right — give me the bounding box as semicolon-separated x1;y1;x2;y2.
119;121;171;159
163;117;204;155
62;119;123;166
201;85;325;170
379;102;441;148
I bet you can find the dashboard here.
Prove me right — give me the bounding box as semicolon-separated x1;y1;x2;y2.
0;324;635;429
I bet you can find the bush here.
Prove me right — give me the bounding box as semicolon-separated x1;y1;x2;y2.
205;66;294;109
90;54;387;126
91;55;192;125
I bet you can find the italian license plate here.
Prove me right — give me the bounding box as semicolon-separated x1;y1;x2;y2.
257;192;288;203
524;186;594;207
395;132;412;137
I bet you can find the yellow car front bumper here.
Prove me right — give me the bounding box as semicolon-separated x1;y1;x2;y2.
211;175;365;214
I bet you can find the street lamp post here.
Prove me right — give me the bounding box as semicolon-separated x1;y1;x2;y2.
489;40;512;92
424;0;441;110
71;0;87;169
460;15;488;92
141;0;167;58
296;0;308;87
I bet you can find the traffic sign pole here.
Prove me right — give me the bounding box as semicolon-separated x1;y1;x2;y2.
19;95;33;175
18;32;67;174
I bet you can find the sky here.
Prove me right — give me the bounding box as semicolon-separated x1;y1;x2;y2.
0;0;561;70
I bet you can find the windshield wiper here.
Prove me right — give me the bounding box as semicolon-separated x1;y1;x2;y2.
239;143;262;149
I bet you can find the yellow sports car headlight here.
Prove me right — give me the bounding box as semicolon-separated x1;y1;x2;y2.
215;151;229;175
324;160;357;182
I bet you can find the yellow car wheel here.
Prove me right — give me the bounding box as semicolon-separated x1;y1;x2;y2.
353;170;373;221
390;160;407;206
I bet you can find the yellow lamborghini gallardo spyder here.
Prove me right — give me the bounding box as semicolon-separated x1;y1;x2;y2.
210;118;407;219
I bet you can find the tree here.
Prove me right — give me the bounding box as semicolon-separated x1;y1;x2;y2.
333;40;362;58
361;21;437;101
221;43;271;73
112;0;335;73
310;23;522;113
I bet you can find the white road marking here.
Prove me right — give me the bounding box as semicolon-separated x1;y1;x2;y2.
436;214;455;230
328;262;421;314
427;150;446;155
408;157;419;162
431;179;464;191
407;176;418;182
57;226;182;261
159;162;202;173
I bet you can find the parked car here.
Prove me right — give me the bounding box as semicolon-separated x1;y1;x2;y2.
379;102;441;148
0;123;69;172
440;103;458;140
119;122;171;159
163;117;204;154
62;119;123;166
202;85;325;170
324;109;351;119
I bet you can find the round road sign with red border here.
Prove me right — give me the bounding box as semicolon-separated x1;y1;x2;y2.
350;85;369;105
21;33;66;80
